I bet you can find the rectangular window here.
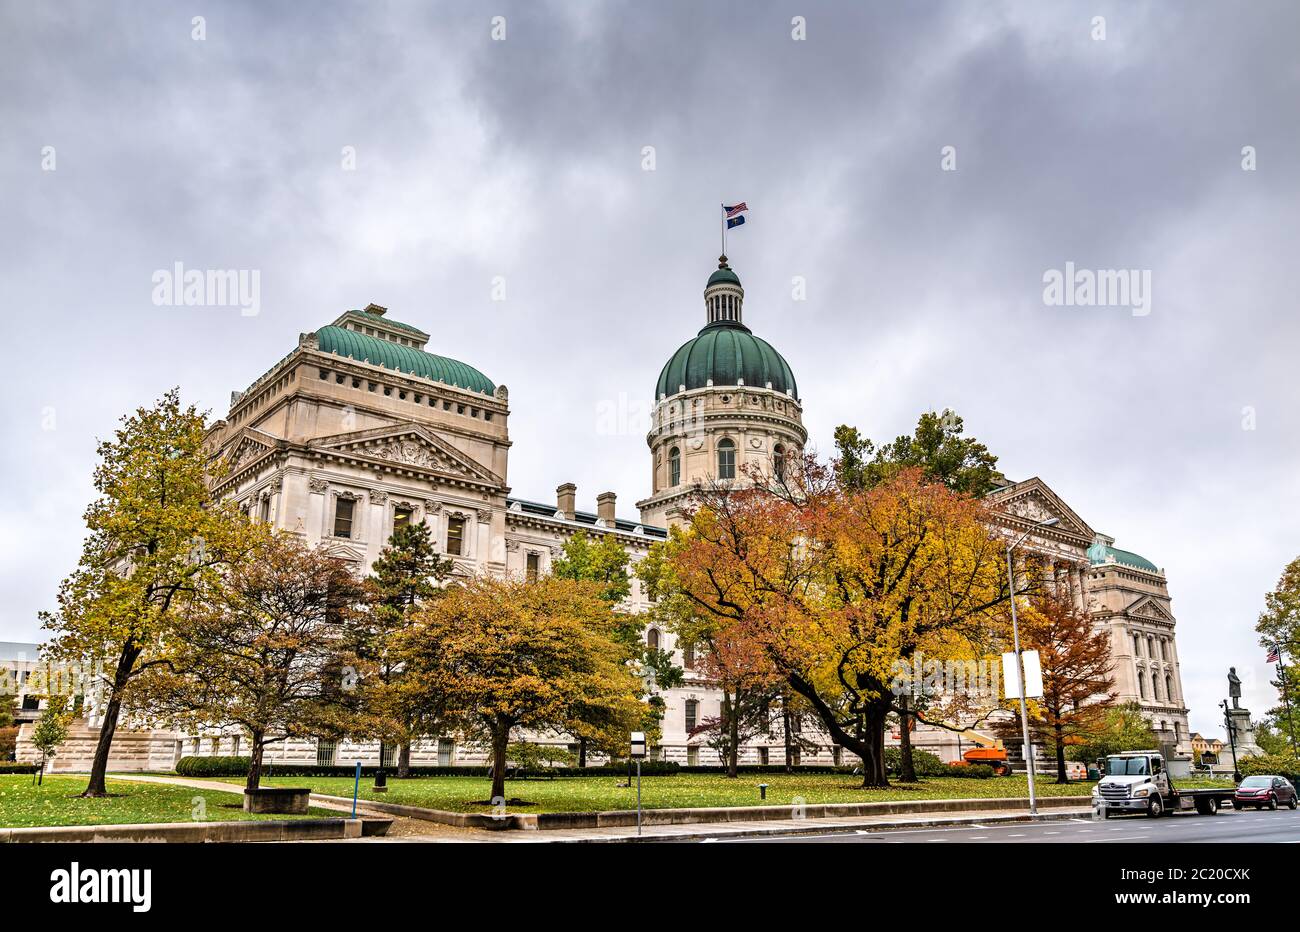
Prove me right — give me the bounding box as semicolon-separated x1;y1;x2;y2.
317;739;338;766
381;744;396;768
259;496;271;523
446;516;465;556
437;738;454;767
526;551;540;582
718;445;736;479
685;699;698;732
393;506;413;530
333;497;355;538
758;746;769;765
687;745;699;766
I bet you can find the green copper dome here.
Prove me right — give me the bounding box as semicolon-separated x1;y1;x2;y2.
317;325;495;395
656;321;798;399
707;267;741;287
1087;539;1159;573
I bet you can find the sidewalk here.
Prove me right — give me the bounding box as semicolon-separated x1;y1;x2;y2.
111;774;1093;843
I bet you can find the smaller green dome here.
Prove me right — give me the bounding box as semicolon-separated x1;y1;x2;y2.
708;267;741;287
1087;538;1159;573
317;325;495;395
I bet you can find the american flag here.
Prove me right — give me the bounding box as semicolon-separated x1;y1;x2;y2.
1267;644;1281;663
724;202;748;218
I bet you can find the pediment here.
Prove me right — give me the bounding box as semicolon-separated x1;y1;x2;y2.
225;429;279;472
317;542;367;564
1125;595;1175;622
311;423;501;486
986;477;1095;542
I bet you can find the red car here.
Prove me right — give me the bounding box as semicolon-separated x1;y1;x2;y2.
1232;775;1298;810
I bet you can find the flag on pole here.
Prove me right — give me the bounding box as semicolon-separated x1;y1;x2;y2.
726;214;746;230
724;202;748;218
1268;644;1281;663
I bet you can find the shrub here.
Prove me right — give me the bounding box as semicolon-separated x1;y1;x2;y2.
0;762;38;774
175;755;251;777
884;748;947;777
1238;753;1300;787
0;726;18;761
946;763;995;779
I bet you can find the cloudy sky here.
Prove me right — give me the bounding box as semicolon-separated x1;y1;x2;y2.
2;1;1297;738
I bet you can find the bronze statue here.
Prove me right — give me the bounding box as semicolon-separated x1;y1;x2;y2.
1227;667;1242;709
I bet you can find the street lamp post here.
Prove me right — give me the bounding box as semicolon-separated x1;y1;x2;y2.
1006;516;1059;817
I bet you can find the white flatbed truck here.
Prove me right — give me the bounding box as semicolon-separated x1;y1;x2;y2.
1091;750;1236;817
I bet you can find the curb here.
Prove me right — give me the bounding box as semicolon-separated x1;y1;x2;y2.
557;808;1094;843
0;816;393;844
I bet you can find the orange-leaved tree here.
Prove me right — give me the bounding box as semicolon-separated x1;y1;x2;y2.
1018;591;1116;783
659;456;1017;787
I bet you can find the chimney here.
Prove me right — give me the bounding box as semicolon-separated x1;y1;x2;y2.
596;491;617;526
556;483;576;521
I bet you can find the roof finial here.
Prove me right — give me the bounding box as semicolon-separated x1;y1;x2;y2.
718;254;729;269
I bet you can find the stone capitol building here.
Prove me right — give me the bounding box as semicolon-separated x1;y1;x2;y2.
21;257;1192;772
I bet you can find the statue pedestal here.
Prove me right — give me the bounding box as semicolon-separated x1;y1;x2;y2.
1227;707;1264;759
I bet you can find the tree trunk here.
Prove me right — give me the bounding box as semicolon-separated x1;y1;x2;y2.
782;703;793;773
577;736;588;769
38;757;44;786
397;741;411;778
490;722;510;802
82;643;140;798
1054;721;1068;783
246;730;266;791
897;694;917;783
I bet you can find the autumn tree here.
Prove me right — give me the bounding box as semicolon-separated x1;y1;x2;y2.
834;409;1004;496
639;528;778;777
1256;556;1300;756
134;532;368;790
40;389;256;797
1018;592;1116;782
660;458;1017;787
398;575;644;802
356;520;451;778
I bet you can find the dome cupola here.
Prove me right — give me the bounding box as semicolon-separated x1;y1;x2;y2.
654;257;798;399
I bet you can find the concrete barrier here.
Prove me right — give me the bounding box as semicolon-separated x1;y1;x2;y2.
308;792;1084;832
0;817;391;844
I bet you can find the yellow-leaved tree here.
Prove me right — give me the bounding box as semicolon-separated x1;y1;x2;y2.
397;575;644;803
40;389;257;797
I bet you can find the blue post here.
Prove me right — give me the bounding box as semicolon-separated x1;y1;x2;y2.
351;760;361;819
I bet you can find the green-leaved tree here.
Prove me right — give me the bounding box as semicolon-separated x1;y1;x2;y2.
40;389;257;796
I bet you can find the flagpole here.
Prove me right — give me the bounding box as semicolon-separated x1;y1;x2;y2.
721;203;726;258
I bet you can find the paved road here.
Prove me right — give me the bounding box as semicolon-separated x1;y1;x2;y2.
723;807;1300;843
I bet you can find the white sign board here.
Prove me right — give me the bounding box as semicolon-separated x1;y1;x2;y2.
1002;649;1043;699
629;731;647;759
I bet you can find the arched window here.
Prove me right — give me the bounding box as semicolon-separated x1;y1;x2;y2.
773;444;785;481
717;438;736;479
1133;634;1141;656
684;699;699;731
647;628;661;650
1165;674;1173;701
1137;669;1147;699
669;446;681;486
1152;675;1162;700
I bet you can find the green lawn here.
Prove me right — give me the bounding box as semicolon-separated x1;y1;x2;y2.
222;772;1100;814
0;775;334;829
